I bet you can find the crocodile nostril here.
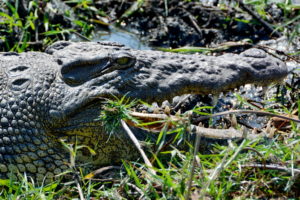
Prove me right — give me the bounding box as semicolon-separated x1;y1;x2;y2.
8;65;30;77
10;78;31;91
12;78;30;86
57;59;63;65
9;65;29;73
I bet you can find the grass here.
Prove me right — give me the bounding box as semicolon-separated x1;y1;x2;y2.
0;0;299;199
1;0;299;52
0;0;102;52
0;82;299;199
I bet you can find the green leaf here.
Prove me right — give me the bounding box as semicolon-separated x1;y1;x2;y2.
43;29;75;36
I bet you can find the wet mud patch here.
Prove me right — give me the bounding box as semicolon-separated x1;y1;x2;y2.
95;0;287;48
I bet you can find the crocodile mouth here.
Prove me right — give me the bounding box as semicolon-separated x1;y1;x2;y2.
55;99;105;136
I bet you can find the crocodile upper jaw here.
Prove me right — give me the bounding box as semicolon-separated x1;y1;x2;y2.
46;41;287;109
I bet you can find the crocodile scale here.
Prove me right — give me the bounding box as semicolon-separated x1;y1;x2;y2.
0;41;287;182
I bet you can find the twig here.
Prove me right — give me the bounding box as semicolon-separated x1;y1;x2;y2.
224;140;247;169
84;166;121;179
199;144;233;199
121;119;156;175
194;109;300;124
75;175;85;200
172;94;192;112
129;111;262;139
190;125;261;139
18;41;43;45
130;111;184;122
235;0;282;37
164;0;168;16
255;44;300;63
241;147;266;166
87;178;116;182
126;182;145;199
199;140;247;198
72;31;91;41
241;164;300;174
185;133;201;200
188;14;203;37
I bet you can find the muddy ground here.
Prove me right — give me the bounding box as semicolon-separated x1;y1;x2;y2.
95;0;297;49
2;0;299;51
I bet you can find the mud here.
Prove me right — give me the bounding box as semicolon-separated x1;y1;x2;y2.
94;0;294;49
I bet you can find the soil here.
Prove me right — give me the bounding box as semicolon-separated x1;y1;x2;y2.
94;0;295;49
2;0;298;52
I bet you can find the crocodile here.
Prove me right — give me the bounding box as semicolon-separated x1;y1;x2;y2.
0;41;287;182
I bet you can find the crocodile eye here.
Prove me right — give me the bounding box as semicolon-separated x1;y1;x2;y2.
113;52;136;68
116;57;130;65
64;75;80;85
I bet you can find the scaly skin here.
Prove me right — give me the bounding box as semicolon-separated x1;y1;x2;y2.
0;41;287;182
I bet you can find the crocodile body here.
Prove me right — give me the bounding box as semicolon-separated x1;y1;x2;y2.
0;41;287;182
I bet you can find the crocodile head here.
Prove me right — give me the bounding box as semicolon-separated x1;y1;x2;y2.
46;40;287;165
0;41;287;181
43;41;288;137
46;41;287;112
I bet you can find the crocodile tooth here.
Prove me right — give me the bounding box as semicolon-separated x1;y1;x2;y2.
175;109;181;116
153;107;160;114
164;106;171;115
212;94;219;106
261;86;268;98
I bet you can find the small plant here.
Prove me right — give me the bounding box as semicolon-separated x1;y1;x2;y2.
0;174;60;199
99;95;138;134
0;0;105;52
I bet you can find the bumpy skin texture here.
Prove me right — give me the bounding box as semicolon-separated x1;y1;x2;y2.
0;41;287;182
